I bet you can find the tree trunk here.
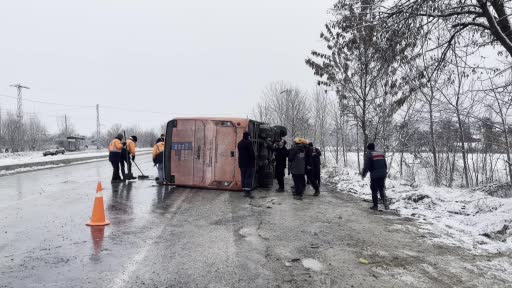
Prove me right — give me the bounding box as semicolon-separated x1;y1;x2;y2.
502;123;512;183
428;94;440;186
400;150;404;178
356;128;361;172
449;149;456;188
456;108;470;188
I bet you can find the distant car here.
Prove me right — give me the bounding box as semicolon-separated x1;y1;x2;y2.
43;149;56;156
43;148;66;156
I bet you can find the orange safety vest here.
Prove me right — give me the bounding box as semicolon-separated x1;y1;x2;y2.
109;139;123;152
127;139;136;155
152;142;165;159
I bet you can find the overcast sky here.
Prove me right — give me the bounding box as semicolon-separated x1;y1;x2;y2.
0;0;334;134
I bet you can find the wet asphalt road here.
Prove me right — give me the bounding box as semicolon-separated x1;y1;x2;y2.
1;154;511;288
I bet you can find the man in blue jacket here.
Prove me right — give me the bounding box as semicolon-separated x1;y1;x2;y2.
362;143;389;210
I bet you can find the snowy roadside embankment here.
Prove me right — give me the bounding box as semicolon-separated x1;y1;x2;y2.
324;163;512;255
0;148;152;176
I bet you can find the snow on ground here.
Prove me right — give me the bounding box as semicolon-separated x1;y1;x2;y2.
0;148;152;176
0;149;110;166
324;152;512;255
0;148;152;167
0;159;106;176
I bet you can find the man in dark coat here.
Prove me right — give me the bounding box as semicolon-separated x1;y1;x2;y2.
238;131;256;199
361;143;389;210
288;139;307;200
274;140;288;192
306;142;320;196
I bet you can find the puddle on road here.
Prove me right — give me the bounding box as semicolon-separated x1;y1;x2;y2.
302;258;322;271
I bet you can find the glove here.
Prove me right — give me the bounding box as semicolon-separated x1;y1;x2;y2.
122;142;127;146
131;155;135;161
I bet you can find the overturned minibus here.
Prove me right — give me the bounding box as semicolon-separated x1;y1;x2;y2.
163;118;286;191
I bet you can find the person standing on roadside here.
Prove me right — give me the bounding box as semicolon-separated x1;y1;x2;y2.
274;139;288;192
361;143;389;210
288;138;307;200
153;138;166;185
307;142;322;196
306;142;321;196
238;132;256;199
125;135;138;180
109;133;125;183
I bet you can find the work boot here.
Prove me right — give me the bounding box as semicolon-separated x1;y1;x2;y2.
293;195;303;200
313;190;320;196
275;188;285;193
244;189;254;199
370;206;379;211
383;199;390;210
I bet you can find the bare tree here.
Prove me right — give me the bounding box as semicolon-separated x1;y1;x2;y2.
57;115;77;138
311;88;332;160
2;112;21;151
483;79;512;183
25;115;48;151
254;82;312;140
384;0;512;61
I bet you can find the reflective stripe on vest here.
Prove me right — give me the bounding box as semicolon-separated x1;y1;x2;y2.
371;152;385;160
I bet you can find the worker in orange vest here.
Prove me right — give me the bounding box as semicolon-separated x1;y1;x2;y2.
123;135;138;180
109;133;125;183
153;138;166;185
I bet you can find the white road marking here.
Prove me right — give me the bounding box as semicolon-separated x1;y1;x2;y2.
109;190;188;288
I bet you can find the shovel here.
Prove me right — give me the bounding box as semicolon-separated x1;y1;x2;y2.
132;159;150;180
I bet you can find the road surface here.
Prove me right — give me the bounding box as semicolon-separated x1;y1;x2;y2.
0;154;509;287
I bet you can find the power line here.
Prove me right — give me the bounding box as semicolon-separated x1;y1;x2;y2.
0;93;248;117
0;93;94;108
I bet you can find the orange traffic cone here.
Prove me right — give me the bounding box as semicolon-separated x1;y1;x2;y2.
86;181;110;226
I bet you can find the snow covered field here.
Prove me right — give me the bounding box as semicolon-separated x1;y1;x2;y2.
0;148;152;176
0;149;111;166
324;152;512;255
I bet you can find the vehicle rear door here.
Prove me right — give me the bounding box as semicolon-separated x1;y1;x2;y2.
213;121;237;183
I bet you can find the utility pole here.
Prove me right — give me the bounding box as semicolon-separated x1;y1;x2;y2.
10;84;29;123
96;104;100;149
64;114;68;137
10;84;29;151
